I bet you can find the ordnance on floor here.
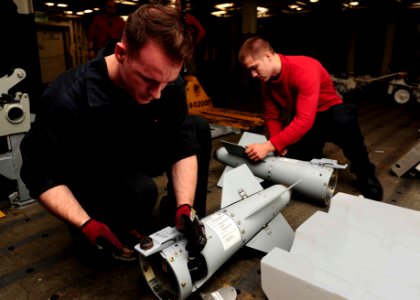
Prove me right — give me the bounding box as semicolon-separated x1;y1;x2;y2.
215;131;347;206
135;164;295;300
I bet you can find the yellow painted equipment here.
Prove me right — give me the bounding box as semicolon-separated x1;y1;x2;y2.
185;76;264;131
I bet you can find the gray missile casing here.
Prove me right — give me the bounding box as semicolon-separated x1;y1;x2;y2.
214;147;337;205
137;166;292;300
198;184;291;284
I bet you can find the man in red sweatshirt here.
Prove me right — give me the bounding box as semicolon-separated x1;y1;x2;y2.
238;37;383;201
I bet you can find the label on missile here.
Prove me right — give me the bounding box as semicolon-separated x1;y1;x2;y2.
205;212;241;251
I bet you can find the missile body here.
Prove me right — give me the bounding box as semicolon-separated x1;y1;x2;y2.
215;146;338;206
136;164;294;300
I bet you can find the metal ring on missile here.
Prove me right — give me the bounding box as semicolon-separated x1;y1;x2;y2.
324;169;338;206
139;254;180;299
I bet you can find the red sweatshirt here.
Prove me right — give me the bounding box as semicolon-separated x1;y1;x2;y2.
262;54;343;153
185;14;205;45
87;14;125;52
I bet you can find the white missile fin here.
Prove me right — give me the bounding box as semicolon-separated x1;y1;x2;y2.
237;131;267;146
237;131;276;157
246;213;295;253
217;131;270;189
220;164;263;208
216;165;233;188
217;165;264;188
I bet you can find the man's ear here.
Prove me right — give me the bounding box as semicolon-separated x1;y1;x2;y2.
114;42;127;63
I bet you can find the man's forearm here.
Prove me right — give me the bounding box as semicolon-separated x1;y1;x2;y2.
38;185;90;228
171;155;198;207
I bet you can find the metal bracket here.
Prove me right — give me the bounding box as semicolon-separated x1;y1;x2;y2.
391;140;420;177
0;68;26;95
310;158;348;170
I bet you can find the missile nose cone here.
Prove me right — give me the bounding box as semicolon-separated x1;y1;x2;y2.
214;146;226;160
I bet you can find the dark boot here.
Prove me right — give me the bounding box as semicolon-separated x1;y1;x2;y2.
356;173;383;201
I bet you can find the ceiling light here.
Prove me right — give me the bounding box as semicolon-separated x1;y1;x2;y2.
64;10;73;14
214;3;234;10
121;1;138;5
309;0;319;2
211;10;228;16
44;2;54;7
57;3;68;7
288;4;298;9
349;1;359;6
76;11;84;15
257;6;268;13
257;7;270;18
409;2;420;8
84;9;93;13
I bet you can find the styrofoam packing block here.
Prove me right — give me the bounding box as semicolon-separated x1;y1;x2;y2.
330;193;420;231
262;248;347;300
261;192;420;299
262;249;420;300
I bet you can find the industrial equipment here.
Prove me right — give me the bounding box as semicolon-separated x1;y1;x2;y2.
0;68;33;206
136;164;295;300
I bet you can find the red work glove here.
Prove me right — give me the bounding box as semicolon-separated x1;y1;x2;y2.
175;204;207;258
80;218;123;251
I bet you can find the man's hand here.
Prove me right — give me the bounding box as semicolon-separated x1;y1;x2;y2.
80;218;123;251
279;148;288;156
175;204;207;257
245;140;276;161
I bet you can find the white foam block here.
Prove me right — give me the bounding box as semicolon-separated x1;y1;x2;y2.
261;192;420;300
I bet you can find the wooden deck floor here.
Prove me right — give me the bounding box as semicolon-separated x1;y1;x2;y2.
1;94;419;300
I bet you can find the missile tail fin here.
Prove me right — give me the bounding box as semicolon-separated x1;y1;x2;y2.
246;213;295;253
217;165;264;188
220;164;263;208
237;131;268;146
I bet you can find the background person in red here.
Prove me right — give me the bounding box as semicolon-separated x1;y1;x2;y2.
175;0;205;75
175;0;205;46
238;37;383;201
87;0;126;60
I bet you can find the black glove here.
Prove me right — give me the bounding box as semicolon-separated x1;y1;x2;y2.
175;204;207;258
